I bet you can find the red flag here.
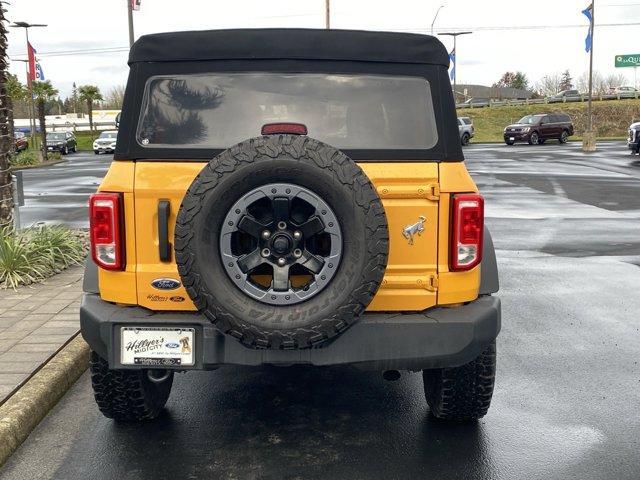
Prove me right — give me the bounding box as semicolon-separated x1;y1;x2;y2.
27;42;36;85
131;0;141;10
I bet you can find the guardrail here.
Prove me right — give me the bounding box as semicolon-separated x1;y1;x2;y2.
456;93;640;109
15;121;117;134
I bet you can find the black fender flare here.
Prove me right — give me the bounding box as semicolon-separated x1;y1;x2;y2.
83;257;99;294
480;227;499;294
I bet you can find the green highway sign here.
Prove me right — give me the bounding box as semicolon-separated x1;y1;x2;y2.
615;54;640;68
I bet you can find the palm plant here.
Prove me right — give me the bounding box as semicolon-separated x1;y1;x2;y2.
0;3;12;228
78;85;103;138
6;74;25;149
31;80;59;161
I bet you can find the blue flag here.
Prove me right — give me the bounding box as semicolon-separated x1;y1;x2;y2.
35;62;45;81
449;49;455;81
582;3;593;53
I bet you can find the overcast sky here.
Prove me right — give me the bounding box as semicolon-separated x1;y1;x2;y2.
6;0;640;98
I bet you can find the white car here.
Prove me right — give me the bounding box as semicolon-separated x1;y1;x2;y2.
93;131;118;154
609;86;639;98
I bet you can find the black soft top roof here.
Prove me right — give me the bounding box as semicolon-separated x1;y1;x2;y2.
129;28;450;67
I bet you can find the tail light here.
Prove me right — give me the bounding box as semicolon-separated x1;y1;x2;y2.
450;193;484;271
89;192;125;270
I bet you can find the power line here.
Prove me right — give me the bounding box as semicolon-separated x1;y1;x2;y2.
7;21;640;60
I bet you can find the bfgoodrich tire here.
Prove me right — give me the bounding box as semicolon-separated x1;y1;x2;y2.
423;340;496;421
89;351;174;422
175;134;389;350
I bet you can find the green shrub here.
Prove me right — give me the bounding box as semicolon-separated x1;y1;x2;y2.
10;151;39;167
0;225;87;289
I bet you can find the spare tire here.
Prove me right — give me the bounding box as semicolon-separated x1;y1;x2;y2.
175;135;388;349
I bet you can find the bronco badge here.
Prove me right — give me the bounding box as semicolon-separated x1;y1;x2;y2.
402;216;426;245
151;278;181;290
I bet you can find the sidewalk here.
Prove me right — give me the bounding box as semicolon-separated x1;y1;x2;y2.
0;266;84;404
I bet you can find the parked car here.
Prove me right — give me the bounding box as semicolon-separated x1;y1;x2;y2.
628;122;640;154
93;130;118;154
609;86;639;98
461;97;490;108
504;113;574;145
547;89;581;103
458;116;474;145
115;111;121;129
82;28;500;423
46;131;77;155
14;131;28;152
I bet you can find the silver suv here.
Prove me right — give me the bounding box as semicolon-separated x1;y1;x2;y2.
458;117;474;146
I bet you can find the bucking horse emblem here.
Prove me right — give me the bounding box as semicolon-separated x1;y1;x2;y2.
402;216;426;245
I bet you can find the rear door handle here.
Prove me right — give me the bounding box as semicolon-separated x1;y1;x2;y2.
158;200;171;262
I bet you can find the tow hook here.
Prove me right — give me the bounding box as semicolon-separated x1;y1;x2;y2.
147;369;171;384
382;370;401;381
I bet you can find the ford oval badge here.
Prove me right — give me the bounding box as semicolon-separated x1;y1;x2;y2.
151;278;181;290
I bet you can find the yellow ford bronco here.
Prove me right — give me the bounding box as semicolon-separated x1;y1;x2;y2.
81;29;500;422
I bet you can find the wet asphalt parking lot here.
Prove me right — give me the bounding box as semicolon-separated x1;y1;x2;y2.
2;142;639;479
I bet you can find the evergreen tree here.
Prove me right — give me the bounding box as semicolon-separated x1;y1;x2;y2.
559;70;573;91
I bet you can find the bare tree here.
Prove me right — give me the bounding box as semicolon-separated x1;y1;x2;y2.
104;86;125;110
604;73;629;90
577;71;607;95
535;73;562;97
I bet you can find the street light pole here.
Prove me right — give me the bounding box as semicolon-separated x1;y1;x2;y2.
325;0;330;29
10;22;47;148
438;31;472;103
12;59;34;139
127;0;135;47
431;5;444;36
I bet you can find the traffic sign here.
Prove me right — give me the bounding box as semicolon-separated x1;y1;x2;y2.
615;54;640;68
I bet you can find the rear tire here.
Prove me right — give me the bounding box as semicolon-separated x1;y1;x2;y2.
559;130;569;144
423;340;496;421
461;132;470;146
89;351;174;422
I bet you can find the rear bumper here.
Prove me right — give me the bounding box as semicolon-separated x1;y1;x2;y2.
80;293;501;371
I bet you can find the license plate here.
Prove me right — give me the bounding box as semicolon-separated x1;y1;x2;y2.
509;137;515;141
120;327;195;366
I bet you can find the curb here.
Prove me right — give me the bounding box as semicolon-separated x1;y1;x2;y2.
10;159;67;171
0;334;89;467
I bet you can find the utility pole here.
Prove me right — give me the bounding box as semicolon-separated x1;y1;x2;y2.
583;1;596;152
10;22;46;149
587;3;594;132
439;31;472;103
127;0;135;47
325;0;330;29
431;5;444;36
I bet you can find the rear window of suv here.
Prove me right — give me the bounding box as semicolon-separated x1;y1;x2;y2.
136;73;438;151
